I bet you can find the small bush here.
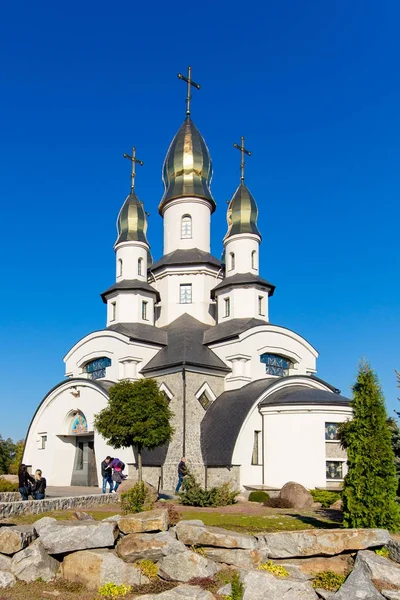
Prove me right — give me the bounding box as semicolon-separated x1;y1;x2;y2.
230;571;244;600
120;481;155;514
98;582;132;598
187;576;215;591
166;503;180;526
258;561;289;577
312;571;346;591
136;559;158;579
0;478;18;492
180;473;239;507
375;547;390;558
310;489;341;508
248;491;270;503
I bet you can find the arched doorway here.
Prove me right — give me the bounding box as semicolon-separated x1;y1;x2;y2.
68;411;98;487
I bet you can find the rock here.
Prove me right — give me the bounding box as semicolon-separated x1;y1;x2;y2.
330;499;343;510
274;555;354;579
117;531;186;562
71;511;95;521
11;540;60;582
102;515;122;523
334;551;386;599
279;481;314;509
0;571;16;588
204;547;268;568
175;521;257;550
312;502;323;509
239;569;318;599
180;519;205;527
33;517;57;535
388;540;400;564
0;554;12;571
381;592;400;600
119;509;168;534
62;548;149;588
0;475;18;484
158;549;218;582
357;550;400;587
256;528;390;558
133;584;216;599
0;525;37;555
117;480;158;504
218;583;231;596
315;590;336;599
38;520;118;554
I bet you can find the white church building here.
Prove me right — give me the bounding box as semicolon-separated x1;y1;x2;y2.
23;71;351;491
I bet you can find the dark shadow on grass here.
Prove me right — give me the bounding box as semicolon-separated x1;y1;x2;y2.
288;510;342;529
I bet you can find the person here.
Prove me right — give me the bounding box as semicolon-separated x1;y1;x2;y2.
18;464;35;501
101;456;113;494
109;457;125;493
32;469;46;500
175;457;187;493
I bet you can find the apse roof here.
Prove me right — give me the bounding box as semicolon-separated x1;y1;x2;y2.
106;322;168;346
203;317;269;345
210;273;275;299
101;279;160;303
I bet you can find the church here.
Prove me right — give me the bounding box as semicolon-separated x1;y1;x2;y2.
23;69;352;491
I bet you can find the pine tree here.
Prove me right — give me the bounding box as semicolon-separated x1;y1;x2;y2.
339;362;400;531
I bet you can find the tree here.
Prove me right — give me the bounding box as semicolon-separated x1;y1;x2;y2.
94;379;174;482
9;440;25;475
0;436;16;474
339;362;400;531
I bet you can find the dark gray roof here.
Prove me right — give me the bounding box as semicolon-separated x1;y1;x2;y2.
201;377;350;466
107;322;168;346
210;273;275;298
141;314;231;375
101;279;160;303
150;249;222;272
137;444;169;467
204;318;268;345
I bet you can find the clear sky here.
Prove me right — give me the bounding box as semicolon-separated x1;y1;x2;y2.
0;0;399;441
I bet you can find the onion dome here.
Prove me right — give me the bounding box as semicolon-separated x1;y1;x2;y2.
225;182;261;240
115;190;150;247
159;116;215;214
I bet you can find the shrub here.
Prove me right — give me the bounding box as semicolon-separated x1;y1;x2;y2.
166;503;180;526
248;491;270;503
258;562;289;577
120;481;155;514
0;478;18;492
375;547;390;558
136;559;158;579
312;571;346;591
230;571;244;600
180;473;239;507
310;489;341;509
98;583;132;598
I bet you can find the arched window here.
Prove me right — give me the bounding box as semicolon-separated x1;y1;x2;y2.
85;357;111;380
181;215;192;239
229;252;235;271
251;250;257;270
260;353;291;377
138;257;143;276
117;258;123;277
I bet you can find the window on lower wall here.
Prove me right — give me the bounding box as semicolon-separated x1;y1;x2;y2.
260;353;291;376
326;461;344;480
325;422;340;441
180;284;192;304
38;434;47;450
251;430;261;465
85;357;111;380
224;297;230;317
142;301;148;321
198;391;212;410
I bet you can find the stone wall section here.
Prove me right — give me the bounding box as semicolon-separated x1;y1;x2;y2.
0;493;119;519
0;493;20;503
206;466;241;490
326;442;347;458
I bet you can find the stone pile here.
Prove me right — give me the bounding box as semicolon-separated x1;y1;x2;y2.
0;508;399;598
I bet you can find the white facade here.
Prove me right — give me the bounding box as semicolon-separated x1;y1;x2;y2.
162;198;212;254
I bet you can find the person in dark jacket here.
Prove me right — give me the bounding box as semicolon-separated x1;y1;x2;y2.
32;469;46;500
101;456;113;494
18;464;35;501
175;457;188;493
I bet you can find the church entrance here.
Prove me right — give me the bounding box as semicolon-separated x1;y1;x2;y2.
70;437;98;487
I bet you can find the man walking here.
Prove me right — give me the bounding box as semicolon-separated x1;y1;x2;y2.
175;456;188;493
101;456;113;493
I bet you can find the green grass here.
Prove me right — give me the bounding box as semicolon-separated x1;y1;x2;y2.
0;508;120;525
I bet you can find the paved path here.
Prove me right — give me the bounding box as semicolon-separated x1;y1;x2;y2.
46;486;103;497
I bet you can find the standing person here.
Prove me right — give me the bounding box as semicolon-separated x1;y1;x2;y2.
18;464;35;501
109;457;125;493
32;469;46;500
101;456;113;494
175;457;187;493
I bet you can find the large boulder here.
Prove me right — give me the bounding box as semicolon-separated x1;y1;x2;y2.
175;521;257;550
256;528;390;558
203;547;269;569
273;554;354;579
62;548;149;588
11;540;60;582
356;550;400;588
119;509;169;534
38;520;118;554
388;540;400;564
33;517;57;535
334;551;386;599
158;549;218;582
279;481;314;509
0;554;12;571
0;571;16;588
134;584;216;599
239;569;318;600
117;531;186;562
0;525;37;555
117;480;158;503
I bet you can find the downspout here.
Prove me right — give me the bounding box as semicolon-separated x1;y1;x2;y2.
261;409;265;485
182;363;186;456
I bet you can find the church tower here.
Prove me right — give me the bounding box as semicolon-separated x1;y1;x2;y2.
101;148;159;326
212;137;274;322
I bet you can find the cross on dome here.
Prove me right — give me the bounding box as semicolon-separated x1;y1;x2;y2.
123;147;144;191
233;136;251;182
177;66;201;116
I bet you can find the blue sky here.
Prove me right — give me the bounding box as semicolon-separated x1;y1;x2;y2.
0;0;399;440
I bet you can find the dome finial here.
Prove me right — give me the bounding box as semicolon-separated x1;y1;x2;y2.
233;136;251;183
177;66;200;117
123;147;144;191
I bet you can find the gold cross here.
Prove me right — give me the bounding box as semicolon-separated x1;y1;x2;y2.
177;66;200;116
123;147;144;191
233;136;251;182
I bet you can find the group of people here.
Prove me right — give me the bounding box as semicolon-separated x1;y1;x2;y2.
18;464;46;501
101;456;127;493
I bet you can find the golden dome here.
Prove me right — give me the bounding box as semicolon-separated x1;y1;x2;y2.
225;182;261;240
159;116;215;214
116;190;150;247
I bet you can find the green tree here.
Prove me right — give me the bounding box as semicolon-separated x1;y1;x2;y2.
94;379;174;482
0;436;16;474
339;362;400;531
9;440;25;475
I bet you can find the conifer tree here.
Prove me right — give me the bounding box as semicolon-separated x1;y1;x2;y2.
339;362;400;531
